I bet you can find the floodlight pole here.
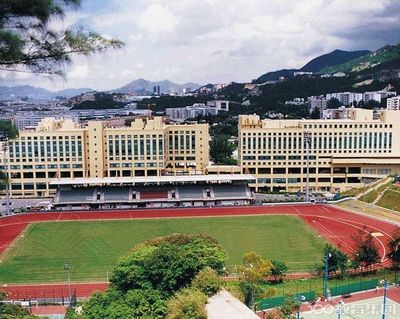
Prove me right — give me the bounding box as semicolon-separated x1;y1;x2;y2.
64;263;71;304
324;253;331;300
2;138;11;215
382;279;388;319
336;300;345;319
304;131;312;202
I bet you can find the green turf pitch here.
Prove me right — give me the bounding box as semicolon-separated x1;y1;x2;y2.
0;215;326;284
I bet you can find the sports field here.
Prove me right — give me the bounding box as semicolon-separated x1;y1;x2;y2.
0;215;326;284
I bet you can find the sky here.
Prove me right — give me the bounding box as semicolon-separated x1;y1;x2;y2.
1;0;400;91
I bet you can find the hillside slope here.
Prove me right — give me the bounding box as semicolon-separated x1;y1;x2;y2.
255;49;370;83
320;44;400;74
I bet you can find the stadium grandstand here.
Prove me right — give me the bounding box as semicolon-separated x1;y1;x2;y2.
51;174;255;210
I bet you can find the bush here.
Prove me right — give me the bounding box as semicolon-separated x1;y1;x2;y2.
167;288;207;319
191;267;221;297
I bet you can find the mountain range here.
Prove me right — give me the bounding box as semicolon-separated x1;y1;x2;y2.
110;79;201;94
0;79;201;100
0;85;94;100
255;49;371;83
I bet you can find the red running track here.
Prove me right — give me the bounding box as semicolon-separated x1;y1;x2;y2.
0;204;398;298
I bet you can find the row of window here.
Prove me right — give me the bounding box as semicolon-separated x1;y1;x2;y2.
168;133;196;151
8;140;83;159
108;137;164;157
242;132;393;152
256;177;361;184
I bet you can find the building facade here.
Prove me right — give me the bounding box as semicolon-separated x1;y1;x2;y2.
238;108;400;192
0;117;209;198
387;96;400;110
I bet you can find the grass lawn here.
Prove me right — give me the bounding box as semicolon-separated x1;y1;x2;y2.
377;188;400;212
0;215;326;284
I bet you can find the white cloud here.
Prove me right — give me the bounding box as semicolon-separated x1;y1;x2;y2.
138;3;178;34
67;63;89;80
2;0;400;90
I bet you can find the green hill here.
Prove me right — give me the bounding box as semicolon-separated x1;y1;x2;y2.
255;49;370;83
320;44;400;74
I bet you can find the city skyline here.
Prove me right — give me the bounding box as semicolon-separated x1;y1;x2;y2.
1;0;400;91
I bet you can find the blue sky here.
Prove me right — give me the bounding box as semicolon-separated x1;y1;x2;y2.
1;0;400;91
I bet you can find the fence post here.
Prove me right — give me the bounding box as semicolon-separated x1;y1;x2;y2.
347;277;350;294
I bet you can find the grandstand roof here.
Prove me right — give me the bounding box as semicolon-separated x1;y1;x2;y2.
50;174;256;186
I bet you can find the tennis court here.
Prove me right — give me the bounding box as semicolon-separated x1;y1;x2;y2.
301;297;399;319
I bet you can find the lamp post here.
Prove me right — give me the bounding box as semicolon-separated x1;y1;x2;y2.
297;295;306;319
64;263;71;304
303;131;312;202
336;299;345;319
381;279;388;319
324;253;331;300
1;137;11;215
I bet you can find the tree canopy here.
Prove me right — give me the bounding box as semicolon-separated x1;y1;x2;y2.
77;233;227;319
110;233;227;294
352;229;380;268
0;120;18;139
0;0;123;75
323;244;349;275
238;251;272;308
0;289;41;318
210;135;236;165
388;227;400;269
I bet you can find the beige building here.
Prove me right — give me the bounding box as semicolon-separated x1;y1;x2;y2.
238;108;400;192
0;117;209;198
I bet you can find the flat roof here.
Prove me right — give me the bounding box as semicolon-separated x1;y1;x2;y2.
206;290;259;319
50;174;256;186
332;157;400;164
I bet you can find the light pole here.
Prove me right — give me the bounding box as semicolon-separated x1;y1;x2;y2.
324;253;331;300
1;137;11;215
381;279;388;319
303;131;312;202
336;299;345;319
64;263;71;304
297;295;306;319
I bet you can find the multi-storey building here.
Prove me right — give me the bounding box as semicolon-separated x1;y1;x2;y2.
387;96;400;110
326;92;363;106
238;108;400;192
0;117;209;198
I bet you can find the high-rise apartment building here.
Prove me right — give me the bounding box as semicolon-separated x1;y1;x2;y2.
387;96;400;110
0;117;209;198
238;108;400;192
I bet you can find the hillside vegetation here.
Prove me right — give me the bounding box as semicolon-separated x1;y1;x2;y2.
320;44;400;74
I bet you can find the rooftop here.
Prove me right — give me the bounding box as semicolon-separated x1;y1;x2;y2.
50;174;256;186
206;290;259;319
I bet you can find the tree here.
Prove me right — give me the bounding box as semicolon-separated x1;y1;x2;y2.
0;120;18;187
238;251;272;308
0;120;18;139
388;227;400;269
279;297;300;319
166;288;207;319
327;97;341;109
110;233;227;293
191;267;221;297
210;135;236;165
323;244;349;275
352;230;380;268
364;99;381;109
0;0;124;75
0;289;41;318
310;107;321;119
270;260;288;282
